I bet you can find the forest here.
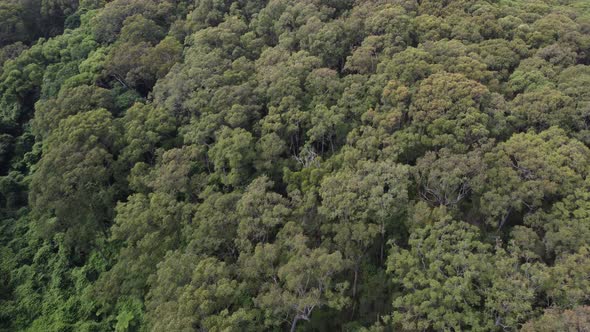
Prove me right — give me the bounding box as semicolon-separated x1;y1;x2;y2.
0;0;590;330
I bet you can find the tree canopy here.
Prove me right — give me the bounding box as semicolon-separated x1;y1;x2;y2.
1;0;590;331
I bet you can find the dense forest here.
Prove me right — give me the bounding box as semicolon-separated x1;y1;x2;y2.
1;0;590;330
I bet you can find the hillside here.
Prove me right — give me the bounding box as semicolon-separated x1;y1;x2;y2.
1;0;590;330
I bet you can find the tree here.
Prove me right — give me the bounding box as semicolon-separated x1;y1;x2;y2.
522;306;590;332
320;160;410;299
236;176;291;252
528;13;583;49
208;126;256;187
407;72;496;153
507;57;556;95
368;4;413;41
557;64;590;143
90;0;168;44
306;104;344;154
29;109;120;250
388;219;491;331
145;146;205;198
525;182;590;257
94;192;195;301
0;2;27;46
378;47;437;85
240;222;349;332
536;245;590;310
33;84;114;138
146;252;251;331
414;148;484;208
422;39;494;85
474;38;527;78
387;219;536;331
414;14;451;43
104;37;182;94
119;14;165;45
507;86;576;132
256;48;321;152
185;190;242;258
478;127;590;229
118;102;177;168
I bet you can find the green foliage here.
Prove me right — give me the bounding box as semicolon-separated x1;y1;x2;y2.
146;252;250;331
387;219;537;331
388;219;488;330
30;109;120;249
522;306;590;332
94;191;195;302
2;0;590;330
33;84;114;139
479;127;590;229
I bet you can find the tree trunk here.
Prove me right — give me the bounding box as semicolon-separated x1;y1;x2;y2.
498;208;512;230
352;267;358;298
290;314;306;332
350;265;359;319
